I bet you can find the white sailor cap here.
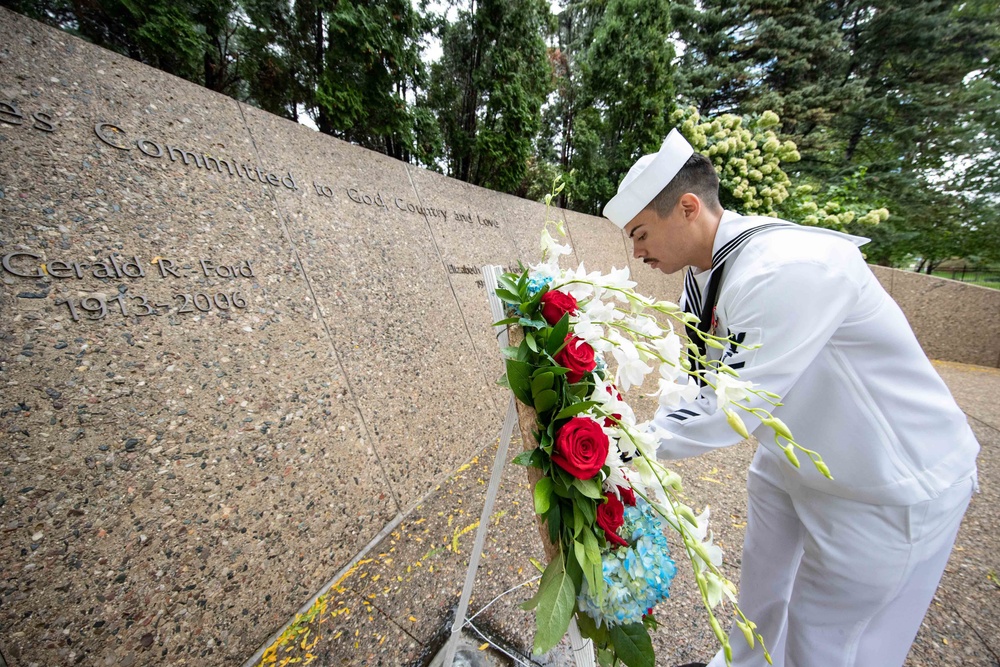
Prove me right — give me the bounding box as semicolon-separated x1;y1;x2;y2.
602;129;694;229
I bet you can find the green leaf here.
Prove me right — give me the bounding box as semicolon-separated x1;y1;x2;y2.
505;359;532;404
565;538;584;589
532;552;577;655
512;449;543;468
525;331;539;353
531;372;555;395
582;527;602;569
533;389;558;414
572;502;585;538
521;284;548;316
579;497;596;525
545;313;571;355
519;317;547;329
538;430;553;453
575;608;608;645
575;539;599;601
494;288;521;303
573;540;590;584
572;477;603;500
554;400;599;420
491;316;520;327
582;527;604;602
498;274;521;295
533;477;554;515
546;502;561;544
609;623;655;667
520;550;562;612
500;345;519;358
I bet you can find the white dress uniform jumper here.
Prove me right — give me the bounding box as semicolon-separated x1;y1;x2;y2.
655;212;979;667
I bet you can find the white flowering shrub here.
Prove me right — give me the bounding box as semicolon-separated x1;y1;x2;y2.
671;106;888;229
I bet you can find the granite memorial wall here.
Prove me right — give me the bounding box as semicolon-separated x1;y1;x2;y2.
1;7;998;667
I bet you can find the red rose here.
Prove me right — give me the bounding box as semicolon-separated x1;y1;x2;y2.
552;417;609;480
540;289;578;326
617;485;636;507
596;493;628;547
555;335;596;384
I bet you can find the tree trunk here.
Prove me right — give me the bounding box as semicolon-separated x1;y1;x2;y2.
314;8;333;135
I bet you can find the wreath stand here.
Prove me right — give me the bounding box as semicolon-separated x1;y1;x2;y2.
435;266;595;666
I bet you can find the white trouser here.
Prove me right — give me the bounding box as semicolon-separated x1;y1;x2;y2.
708;448;974;667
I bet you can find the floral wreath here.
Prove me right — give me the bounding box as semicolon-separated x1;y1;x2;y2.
494;183;830;667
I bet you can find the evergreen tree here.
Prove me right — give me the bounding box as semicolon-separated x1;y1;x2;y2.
240;0;428;161
834;0;998;268
737;0;857;163
427;0;552;193
3;0;242;96
674;0;999;267
318;0;426;159
671;0;748;116
558;0;674;214
238;0;308;121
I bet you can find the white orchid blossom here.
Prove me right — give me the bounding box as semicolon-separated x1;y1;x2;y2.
609;330;654;391
554;263;596;301
602;453;630;493
653;376;701;410
632;421;671;457
592;375;637;428
540;227;573;262
594;266;637;296
572;314;608;350
629;314;664;338
651;331;684;376
581;296;622;323
687;507;727;605
712;372;755;410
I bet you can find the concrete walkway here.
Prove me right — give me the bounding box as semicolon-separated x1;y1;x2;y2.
250;361;1000;667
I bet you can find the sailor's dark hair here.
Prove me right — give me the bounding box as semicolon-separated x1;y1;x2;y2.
646;152;722;216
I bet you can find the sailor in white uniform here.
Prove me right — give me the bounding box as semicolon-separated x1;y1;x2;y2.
602;130;979;667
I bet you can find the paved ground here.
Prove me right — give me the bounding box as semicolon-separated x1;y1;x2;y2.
249;361;1000;667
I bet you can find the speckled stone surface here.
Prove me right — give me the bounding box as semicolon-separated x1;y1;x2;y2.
886;268;1000;368
932;362;1000;430
496;195;567;269
561;209;630;274
401;165;523;416
0;9;397;666
238;104;511;512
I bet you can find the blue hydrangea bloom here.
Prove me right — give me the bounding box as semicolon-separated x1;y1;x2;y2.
578;497;677;627
505;274;555;317
526;275;553;299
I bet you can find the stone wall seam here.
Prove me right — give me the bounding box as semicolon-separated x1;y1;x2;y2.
240;507;409;667
402;162;502;417
246;421;517;667
234;98;405;518
558;206;584;269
